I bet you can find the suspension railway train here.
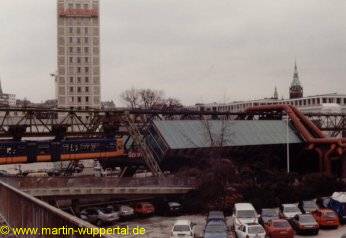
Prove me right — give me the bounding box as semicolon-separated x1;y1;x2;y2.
0;137;142;165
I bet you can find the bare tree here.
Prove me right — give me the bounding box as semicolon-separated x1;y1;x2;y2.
120;88;140;109
138;89;164;109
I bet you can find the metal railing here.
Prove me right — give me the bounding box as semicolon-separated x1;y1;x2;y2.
0;180;114;238
1;176;199;190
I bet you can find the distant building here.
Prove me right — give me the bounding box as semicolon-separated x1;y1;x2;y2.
101;100;116;109
56;0;101;109
195;62;346;114
0;80;16;107
31;99;58;109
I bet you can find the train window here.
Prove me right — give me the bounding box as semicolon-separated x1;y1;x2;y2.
317;98;320;104
329;98;333;103
337;98;341;104
323;98;327;103
344;98;346;104
312;98;315;105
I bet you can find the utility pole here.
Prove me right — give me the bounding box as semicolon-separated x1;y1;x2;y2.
286;116;290;173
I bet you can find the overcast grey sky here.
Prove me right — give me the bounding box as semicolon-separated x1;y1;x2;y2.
0;0;345;105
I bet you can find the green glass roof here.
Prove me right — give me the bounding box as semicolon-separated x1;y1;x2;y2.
152;120;302;149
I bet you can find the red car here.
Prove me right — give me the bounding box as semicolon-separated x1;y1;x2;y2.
312;208;340;228
134;202;155;216
264;219;294;238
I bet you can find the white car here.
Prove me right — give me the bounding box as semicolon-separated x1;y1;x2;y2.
171;220;195;238
235;223;266;238
118;205;134;218
233;203;259;228
280;203;302;219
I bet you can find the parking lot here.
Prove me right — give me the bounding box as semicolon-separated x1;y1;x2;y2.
115;215;346;238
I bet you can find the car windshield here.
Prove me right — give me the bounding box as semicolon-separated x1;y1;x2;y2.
205;225;226;232
300;215;315;223
237;210;256;218
284;206;300;213
206;222;227;231
324;211;337;218
248;226;265;234
273;221;290;228
262;209;278;217
173;225;190;232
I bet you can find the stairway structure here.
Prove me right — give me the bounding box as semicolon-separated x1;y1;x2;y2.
123;113;163;176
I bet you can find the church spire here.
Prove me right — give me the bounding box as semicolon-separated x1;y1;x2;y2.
0;79;3;95
273;86;278;99
289;61;303;99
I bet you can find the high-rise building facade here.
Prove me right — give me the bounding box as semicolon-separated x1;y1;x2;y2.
56;0;100;109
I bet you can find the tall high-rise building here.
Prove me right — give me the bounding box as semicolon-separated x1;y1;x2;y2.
56;0;100;109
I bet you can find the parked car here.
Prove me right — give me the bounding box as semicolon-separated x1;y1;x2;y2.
280;204;302;220
204;220;228;238
171;220;195;238
80;207;119;226
233;203;258;228
263;219;294;238
290;214;319;235
328;192;346;222
235;223;266;238
134;202;155;216
155;200;182;216
298;200;318;213
117;205;135;220
311;208;340;228
207;211;225;222
259;208;279;225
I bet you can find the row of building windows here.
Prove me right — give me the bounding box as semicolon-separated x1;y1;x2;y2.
202;96;346;112
58;27;98;36
69;56;90;64
67;3;90;9
59;76;99;84
58;56;99;65
58;18;99;26
58;96;100;105
58;46;99;55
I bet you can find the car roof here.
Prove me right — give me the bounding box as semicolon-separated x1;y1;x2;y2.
282;203;298;207
174;220;191;225
207;220;226;225
235;203;255;210
261;208;278;212
298;213;313;218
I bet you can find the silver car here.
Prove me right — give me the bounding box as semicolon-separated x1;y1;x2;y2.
80;207;119;226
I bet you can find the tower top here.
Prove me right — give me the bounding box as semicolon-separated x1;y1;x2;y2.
0;79;3;95
289;61;303;99
291;61;301;87
273;86;278;99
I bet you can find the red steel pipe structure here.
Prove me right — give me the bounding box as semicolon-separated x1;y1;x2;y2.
245;105;346;175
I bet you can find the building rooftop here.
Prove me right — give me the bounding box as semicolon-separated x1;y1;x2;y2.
152;120;302;150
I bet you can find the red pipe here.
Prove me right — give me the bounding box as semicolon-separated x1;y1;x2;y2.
245;105;345;175
290;106;326;139
324;144;336;175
